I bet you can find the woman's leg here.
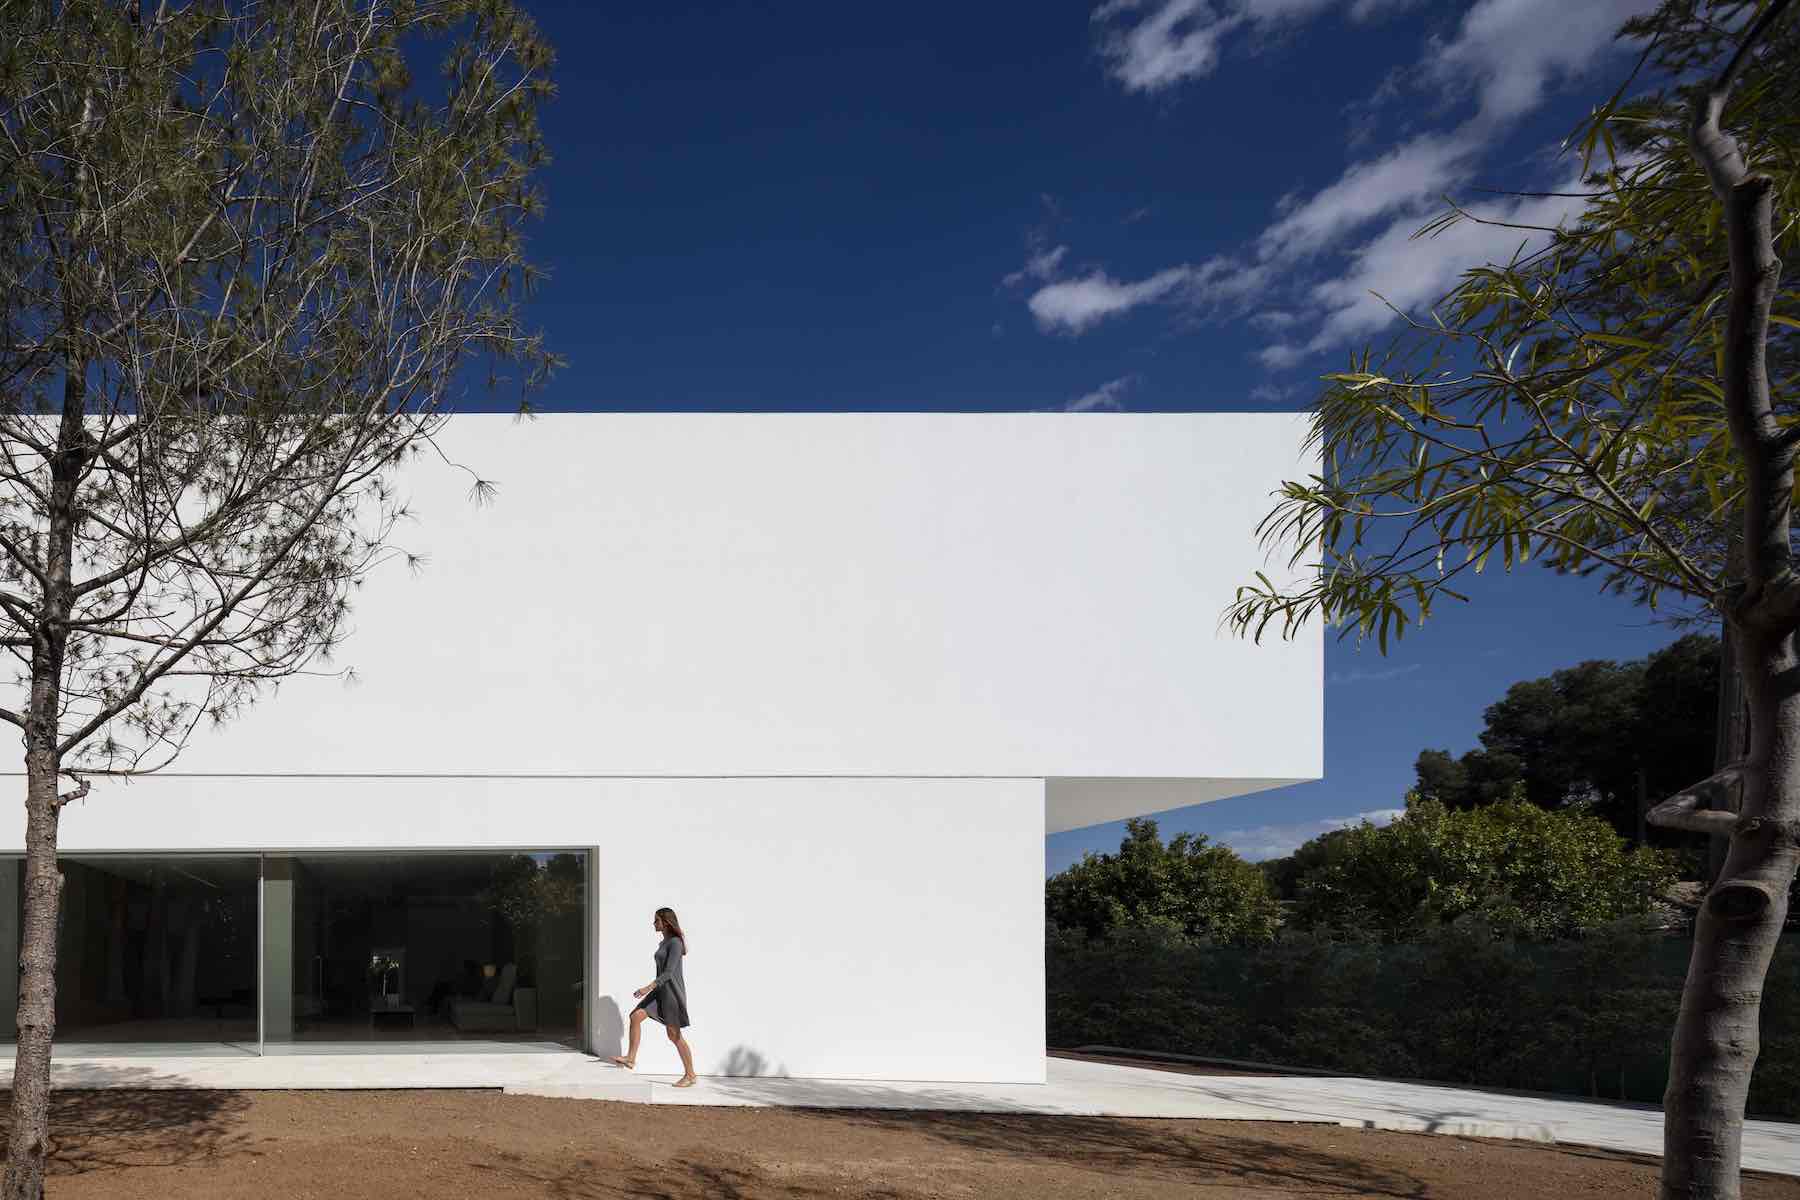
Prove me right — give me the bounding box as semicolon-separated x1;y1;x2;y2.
611;1008;647;1067
667;1023;697;1085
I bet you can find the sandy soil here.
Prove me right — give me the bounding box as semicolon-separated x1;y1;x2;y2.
3;1088;1796;1199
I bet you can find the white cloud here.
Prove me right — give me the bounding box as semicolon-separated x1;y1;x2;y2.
1248;380;1300;404
1236;0;1339;21
1059;0;1658;362
1065;375;1139;411
1326;662;1422;686
1092;0;1416;94
1093;1;1243;94
1003;244;1070;288
1428;0;1652;126
1257;342;1306;370
1221;807;1405;861
1260;0;1656;357
1027;265;1198;334
1026;255;1267;335
1303;178;1586;350
1256;134;1468;264
1250;309;1301;330
1254;1;1646;267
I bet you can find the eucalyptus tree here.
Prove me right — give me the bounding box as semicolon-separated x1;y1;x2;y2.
0;2;555;1195
1226;2;1796;1196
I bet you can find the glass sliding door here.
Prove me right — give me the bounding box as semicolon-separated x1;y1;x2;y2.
263;851;586;1052
0;849;586;1056
0;855;259;1052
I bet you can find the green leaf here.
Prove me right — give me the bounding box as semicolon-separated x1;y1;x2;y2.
1585;333;1662;351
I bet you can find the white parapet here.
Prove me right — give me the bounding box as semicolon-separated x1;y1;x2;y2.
108;411;1321;796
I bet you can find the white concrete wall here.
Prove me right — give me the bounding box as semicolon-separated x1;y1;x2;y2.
36;774;1047;1083
129;412;1319;788
0;412;1318;1079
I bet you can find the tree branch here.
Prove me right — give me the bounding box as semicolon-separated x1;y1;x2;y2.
1689;0;1794;611
1776;420;1800;460
1647;765;1746;836
53;776;88;810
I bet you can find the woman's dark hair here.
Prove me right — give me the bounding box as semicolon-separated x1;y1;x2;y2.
654;907;687;950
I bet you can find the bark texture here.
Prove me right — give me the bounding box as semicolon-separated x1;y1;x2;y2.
3;767;63;1200
1650;5;1797;1197
1662;627;1800;1199
2;367;89;1200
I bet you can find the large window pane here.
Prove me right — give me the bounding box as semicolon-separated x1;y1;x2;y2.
0;856;259;1050
271;851;586;1052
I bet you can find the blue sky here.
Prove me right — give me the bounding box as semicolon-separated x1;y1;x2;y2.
503;1;1684;870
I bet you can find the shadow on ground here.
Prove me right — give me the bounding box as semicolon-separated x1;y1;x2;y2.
669;1067;1429;1198
822;1108;1430;1198
469;1156;914;1200
0;1083;249;1178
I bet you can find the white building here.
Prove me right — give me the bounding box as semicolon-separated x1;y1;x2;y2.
1;412;1320;1083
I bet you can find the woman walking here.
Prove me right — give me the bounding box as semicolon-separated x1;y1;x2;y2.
612;907;697;1087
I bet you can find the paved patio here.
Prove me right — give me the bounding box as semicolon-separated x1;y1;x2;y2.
7;1048;1799;1177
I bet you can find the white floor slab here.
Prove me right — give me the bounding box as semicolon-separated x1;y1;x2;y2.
6;1048;1798;1178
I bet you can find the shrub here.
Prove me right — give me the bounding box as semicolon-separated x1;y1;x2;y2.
1047;818;1281;947
1290;797;1676;941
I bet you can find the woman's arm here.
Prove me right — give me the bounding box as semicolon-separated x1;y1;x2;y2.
650;938;684;987
634;940;684;997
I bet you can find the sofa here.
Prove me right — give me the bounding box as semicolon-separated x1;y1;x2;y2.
447;962;522;1032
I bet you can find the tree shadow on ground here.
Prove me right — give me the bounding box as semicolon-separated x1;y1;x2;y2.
466;1152;909;1200
0;1086;250;1178
811;1109;1432;1198
621;1160;908;1200
687;1069;1431;1196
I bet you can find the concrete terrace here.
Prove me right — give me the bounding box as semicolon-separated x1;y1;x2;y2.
5;1049;1798;1177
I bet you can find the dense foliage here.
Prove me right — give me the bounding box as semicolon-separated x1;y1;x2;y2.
1258;825;1357;902
1045;819;1280;947
1288;797;1677;941
1067;788;1674;946
1412;635;1719;839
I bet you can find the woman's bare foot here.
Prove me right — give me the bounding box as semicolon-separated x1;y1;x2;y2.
610;1056;635;1069
673;1074;698;1088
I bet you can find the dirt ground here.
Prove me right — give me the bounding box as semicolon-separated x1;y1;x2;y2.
3;1089;1798;1199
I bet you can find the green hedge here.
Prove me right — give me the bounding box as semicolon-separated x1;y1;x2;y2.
1048;920;1800;1118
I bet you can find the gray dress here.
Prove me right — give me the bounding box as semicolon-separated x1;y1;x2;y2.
635;935;690;1029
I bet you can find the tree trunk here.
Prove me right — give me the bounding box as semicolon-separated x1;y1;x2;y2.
1656;7;1798;1194
1663;627;1800;1200
1711;614;1748;883
3;340;87;1200
3;759;65;1200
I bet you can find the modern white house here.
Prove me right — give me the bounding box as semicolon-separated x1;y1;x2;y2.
0;412;1321;1084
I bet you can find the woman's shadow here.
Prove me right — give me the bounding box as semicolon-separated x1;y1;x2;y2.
591;991;626;1059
